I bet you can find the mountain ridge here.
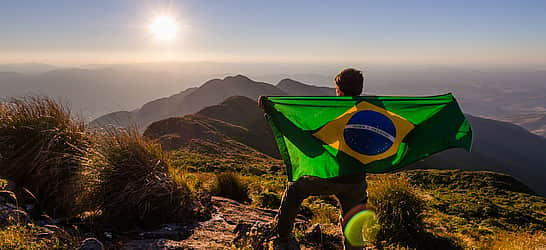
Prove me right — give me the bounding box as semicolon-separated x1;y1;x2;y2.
91;75;300;129
144;96;279;158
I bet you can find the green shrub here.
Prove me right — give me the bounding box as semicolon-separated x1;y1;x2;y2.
0;224;75;249
303;196;340;225
368;174;425;246
211;172;250;203
0;97;92;217
255;191;281;209
92;129;198;229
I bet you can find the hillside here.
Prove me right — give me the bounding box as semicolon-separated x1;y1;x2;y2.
144;114;275;160
196;96;280;158
396;169;546;248
144;98;279;159
414;115;546;195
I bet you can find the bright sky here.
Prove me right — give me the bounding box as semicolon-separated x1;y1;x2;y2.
1;0;546;65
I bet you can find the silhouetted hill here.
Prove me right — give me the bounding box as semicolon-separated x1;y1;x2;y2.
91;75;333;130
143;114;274;159
144;96;279;158
413;115;546;195
196;96;279;157
502;112;546;137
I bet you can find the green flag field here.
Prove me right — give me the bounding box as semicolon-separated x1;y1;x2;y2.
263;94;472;181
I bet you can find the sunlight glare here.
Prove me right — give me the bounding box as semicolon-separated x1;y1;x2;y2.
149;15;177;41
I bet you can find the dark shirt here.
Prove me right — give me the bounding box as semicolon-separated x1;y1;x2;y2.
325;172;366;184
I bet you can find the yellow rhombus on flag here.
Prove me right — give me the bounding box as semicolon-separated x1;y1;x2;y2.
313;101;415;164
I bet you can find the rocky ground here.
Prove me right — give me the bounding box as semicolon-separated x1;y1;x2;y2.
118;197;284;249
103;197;341;249
1;178;342;249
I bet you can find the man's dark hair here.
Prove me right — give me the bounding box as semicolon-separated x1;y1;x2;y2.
335;68;364;96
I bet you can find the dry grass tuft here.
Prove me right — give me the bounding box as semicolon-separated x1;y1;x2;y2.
91;129;197;229
368;174;425;246
485;231;546;250
0;97;92;217
0;97;208;230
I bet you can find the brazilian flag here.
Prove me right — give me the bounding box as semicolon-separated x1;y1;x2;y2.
263;94;472;181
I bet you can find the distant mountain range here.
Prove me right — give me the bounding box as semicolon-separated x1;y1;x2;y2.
4;63;546;126
90;75;333;130
0;63;58;74
133;77;546;195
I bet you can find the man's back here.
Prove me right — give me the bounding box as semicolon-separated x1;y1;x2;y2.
269;68;368;250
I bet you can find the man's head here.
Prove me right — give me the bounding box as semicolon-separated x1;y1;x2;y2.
335;68;364;96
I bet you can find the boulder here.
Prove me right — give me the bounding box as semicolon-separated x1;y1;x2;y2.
77;238;105;250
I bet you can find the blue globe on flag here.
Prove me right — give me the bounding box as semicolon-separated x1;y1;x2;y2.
343;110;396;156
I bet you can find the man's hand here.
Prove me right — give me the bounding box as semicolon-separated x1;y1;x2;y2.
258;96;265;110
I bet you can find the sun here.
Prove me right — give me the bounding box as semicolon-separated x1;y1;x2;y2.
149;15;177;41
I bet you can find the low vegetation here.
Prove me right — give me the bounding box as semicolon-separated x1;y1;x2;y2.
254;191;281;209
0;224;74;249
211;172;251;204
483;231;546;250
400;169;546;248
367;174;425;247
91;130;199;229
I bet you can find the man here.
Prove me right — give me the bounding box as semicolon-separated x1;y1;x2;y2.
259;68;368;250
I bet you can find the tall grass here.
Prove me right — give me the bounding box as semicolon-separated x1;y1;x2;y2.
92;129;196;228
0;97;91;217
368;174;425;247
0;97;206;229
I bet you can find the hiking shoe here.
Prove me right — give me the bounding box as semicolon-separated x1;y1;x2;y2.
269;234;299;250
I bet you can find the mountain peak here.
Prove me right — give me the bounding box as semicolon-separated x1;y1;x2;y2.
277;78;301;86
224;74;252;82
